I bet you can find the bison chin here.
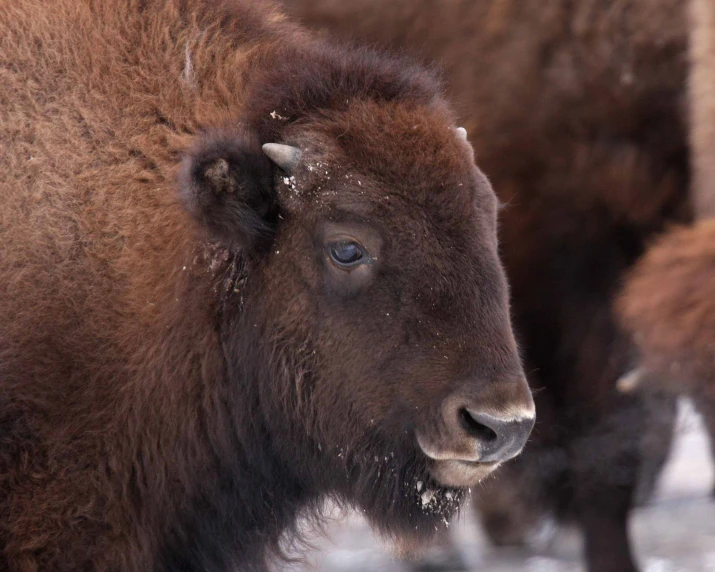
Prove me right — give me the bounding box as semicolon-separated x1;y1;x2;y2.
332;431;468;551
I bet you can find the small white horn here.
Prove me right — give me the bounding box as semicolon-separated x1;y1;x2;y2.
262;143;302;173
456;127;468;141
616;367;647;394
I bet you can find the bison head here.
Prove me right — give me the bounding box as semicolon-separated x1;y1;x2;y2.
180;98;534;545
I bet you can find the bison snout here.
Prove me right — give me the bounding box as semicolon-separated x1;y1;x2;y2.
458;409;534;463
416;378;535;487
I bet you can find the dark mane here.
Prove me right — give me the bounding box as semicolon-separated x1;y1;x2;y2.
245;42;446;140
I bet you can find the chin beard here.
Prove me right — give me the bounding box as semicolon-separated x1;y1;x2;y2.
332;432;469;550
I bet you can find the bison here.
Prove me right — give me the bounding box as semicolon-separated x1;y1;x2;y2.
617;221;715;484
286;0;691;570
617;0;715;493
0;0;536;570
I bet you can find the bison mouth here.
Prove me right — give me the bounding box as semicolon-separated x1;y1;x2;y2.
425;458;501;488
334;433;469;546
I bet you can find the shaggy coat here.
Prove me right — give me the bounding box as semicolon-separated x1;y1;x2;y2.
0;0;535;570
287;1;691;570
618;0;715;490
618;221;715;392
617;221;715;481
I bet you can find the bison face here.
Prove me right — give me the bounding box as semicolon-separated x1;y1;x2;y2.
180;102;534;541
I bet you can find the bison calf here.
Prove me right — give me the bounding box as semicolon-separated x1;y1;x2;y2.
0;0;535;570
617;221;715;490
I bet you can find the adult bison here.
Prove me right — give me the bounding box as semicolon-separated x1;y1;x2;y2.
617;0;715;492
286;0;691;570
0;0;536;570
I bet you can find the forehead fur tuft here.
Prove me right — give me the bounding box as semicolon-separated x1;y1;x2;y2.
246;42;447;141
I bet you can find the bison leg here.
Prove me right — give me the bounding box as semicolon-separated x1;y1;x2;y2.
634;391;677;506
571;404;642;572
579;495;637;572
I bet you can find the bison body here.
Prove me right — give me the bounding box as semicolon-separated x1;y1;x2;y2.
286;1;692;570
618;222;715;400
617;0;715;494
0;0;535;570
617;221;715;493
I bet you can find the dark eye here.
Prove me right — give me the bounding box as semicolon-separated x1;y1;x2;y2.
328;241;367;268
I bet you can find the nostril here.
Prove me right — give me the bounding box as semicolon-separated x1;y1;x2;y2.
457;408;534;463
459;408;498;443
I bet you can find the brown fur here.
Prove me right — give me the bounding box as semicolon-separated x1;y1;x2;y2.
0;1;536;570
286;1;691;570
617;221;715;482
619;221;715;385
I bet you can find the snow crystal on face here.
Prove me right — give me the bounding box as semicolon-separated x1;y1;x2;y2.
413;481;465;516
281;175;299;194
420;489;435;507
207;246;230;273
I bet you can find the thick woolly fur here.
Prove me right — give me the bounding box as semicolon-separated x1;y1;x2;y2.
0;0;541;570
618;222;715;479
619;221;715;392
690;0;715;218
287;1;691;570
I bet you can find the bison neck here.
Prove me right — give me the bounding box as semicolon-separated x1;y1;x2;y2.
157;446;315;571
135;288;317;571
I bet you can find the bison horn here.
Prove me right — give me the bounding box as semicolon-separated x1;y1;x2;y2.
616;367;647;393
456;127;468;141
262;143;301;173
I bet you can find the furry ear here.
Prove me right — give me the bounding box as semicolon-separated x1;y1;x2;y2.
180;129;276;253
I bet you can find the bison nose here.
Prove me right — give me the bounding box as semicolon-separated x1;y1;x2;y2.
458;408;534;463
417;378;535;467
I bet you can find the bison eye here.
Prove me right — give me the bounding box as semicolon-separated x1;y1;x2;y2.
328;241;367;268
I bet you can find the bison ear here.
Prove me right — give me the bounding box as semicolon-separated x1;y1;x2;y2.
180;130;276;253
